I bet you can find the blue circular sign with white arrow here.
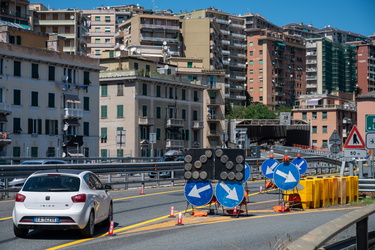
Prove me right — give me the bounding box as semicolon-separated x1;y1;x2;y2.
184;180;213;206
261;158;280;179
273;162;300;191
292;157;308;174
242;162;251;184
215;181;244;208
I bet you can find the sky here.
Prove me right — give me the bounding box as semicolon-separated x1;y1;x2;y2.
34;0;375;37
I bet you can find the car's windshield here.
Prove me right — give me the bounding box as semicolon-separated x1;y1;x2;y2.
22;176;80;192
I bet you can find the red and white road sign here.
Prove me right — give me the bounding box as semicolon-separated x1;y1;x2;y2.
344;125;365;149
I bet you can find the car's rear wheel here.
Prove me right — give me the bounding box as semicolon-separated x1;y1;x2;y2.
102;203;113;226
13;224;28;238
81;211;95;238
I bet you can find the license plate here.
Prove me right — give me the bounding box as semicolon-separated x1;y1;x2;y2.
34;217;59;223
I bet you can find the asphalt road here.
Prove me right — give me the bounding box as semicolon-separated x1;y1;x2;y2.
0;180;374;250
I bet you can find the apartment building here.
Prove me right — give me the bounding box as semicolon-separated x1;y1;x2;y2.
0;0;30;28
282;22;320;39
178;8;247;107
170;57;227;148
29;3;88;55
0;41;103;158
99;57;206;157
305;37;356;95
292;93;356;149
356;91;375;137
243;13;306;109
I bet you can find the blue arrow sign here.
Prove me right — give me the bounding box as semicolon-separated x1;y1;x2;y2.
184;180;213;206
273;162;300;191
261;158;280;179
215;181;244;208
292;157;308;175
242;162;251;184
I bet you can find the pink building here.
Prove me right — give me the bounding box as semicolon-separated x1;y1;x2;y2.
356;91;375;141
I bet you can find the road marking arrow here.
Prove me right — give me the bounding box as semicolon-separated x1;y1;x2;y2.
219;182;239;201
275;170;297;183
188;185;211;198
266;162;278;175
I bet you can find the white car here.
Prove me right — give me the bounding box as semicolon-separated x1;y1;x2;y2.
12;169;113;238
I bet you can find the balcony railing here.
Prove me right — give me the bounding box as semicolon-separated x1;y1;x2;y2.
166;118;184;128
62;108;83;119
139;117;154;126
207;130;221;137
140;24;179;30
0;132;12;145
166;139;184;148
0;103;12;115
293;104;357;112
191;121;204;129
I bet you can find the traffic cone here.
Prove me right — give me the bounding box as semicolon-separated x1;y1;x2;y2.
107;220;115;236
233;206;238;215
281;201;285;213
140;185;145;195
259;186;263;194
169;206;175;217
176;212;184;225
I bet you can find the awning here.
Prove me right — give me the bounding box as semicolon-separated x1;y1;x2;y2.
64;119;80;127
67;146;84;157
277;42;286;46
167;128;181;135
0;116;8;122
306;98;322;105
67;153;84;157
64;94;81;103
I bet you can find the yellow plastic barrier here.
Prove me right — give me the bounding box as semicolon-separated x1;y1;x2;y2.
330;177;339;205
336;176;347;204
311;178;321;208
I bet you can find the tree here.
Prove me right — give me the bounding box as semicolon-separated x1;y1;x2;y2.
225;103;277;119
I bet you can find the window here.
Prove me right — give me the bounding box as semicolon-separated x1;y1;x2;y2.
31;91;38;106
259;87;263;92
95;50;100;55
249;60;253;65
259;50;263;55
83;122;89;136
13;147;21;157
46;147;55;157
249;69;253;74
322;112;327;119
259;59;263;65
182;89;186;100
312;112;317;119
95;39;100;44
31;147;38;157
156;128;161;140
31;63;39;79
95;27;100;32
193;110;198;121
302;112;307;120
117;83;123;96
184;129;190;141
109;51;114;58
84;71;90;85
101;85;108;96
259;69;263;73
134;62;138;70
101;127;107;143
14;61;21;76
249;51;253;56
322;126;328;133
101;149;108;157
259;96;263;101
156;107;161;119
322;140;328;148
105;27;111;32
105;16;111;22
105;39;110;44
117;149;124;157
249;42;253;46
13;118;22;134
193;91;199;101
142;83;147;95
249;87;253;92
249;78;254;83
258;41;263;45
156;86;161;97
48;66;55;81
117;105;124;118
48;93;55;108
101;106;107;118
28;118;42;134
182;109;186;120
312;126;317;133
45;119;58;135
83;97;89;111
187;62;193;68
142;105;147;117
95;16;100;21
0;58;3;74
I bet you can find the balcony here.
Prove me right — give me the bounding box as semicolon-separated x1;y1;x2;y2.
140;24;179;30
230;23;245;29
140;36;179;43
35;19;75;25
231;33;246;39
0;103;11;115
166;118;184;128
207;130;220;137
63;134;84;147
207;99;224;105
215;19;229;25
139;117;154;126
166;139;184;148
225;94;246;100
0;132;12;145
191;121;204;129
292;104;357;112
207;114;225;121
220;29;230;35
62;108;83;119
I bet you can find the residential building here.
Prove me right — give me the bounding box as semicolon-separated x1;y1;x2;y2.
170;57;227;148
178;8;247;108
305;37;356;94
292;93;356;149
99;57;206;157
29;3;88;55
0;0;30;28
0;41;103;158
356;91;375;138
243;13;306;109
282;22;320;39
316;26;371;44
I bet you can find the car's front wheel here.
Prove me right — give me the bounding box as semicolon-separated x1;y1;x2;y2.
81;211;95;238
13;224;28;238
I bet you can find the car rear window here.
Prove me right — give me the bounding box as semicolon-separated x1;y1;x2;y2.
22;176;80;192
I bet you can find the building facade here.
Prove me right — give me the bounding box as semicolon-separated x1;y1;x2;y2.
0;0;30;27
0;42;102;158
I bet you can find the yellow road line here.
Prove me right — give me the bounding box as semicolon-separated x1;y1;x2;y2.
113;189;183;201
0;216;12;221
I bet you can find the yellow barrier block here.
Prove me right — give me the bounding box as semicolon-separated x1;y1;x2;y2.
353;176;359;202
337;177;347;204
302;178;314;209
312;178;321;208
319;177;330;207
330;177;338;205
346;176;356;202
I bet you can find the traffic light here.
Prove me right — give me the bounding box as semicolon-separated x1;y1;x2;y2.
214;148;245;181
184;149;214;181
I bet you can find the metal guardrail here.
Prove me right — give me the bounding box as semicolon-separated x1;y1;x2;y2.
287;202;375;250
359;179;375;192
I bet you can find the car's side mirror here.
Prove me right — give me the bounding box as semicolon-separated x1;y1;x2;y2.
104;184;112;191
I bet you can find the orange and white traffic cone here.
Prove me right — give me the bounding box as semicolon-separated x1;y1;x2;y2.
281;201;285;213
169;206;175;217
176;212;184;225
140;185;145;195
259;186;263;194
233;206;238;215
107;220;115;236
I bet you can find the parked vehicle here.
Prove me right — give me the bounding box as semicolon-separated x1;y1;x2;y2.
148;150;184;178
12;169;113;238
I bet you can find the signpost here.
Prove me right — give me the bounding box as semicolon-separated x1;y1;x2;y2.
273;162;300;191
184;180;213;207
291;157;308;175
215;181;244;208
261;158;279;179
344;125;366;157
366;115;375;132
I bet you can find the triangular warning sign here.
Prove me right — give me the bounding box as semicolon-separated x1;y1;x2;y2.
344;125;365;149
